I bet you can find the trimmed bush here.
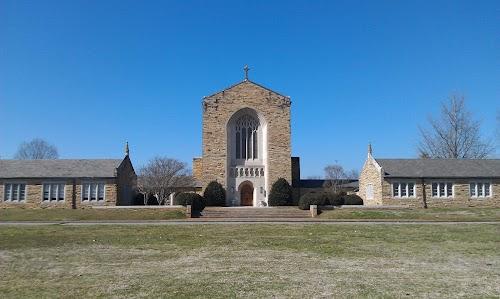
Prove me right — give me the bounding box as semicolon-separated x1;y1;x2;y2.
298;191;330;210
268;178;293;206
203;181;226;206
328;192;346;206
174;192;206;211
343;194;364;205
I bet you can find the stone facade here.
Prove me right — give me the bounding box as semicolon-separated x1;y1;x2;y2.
0;156;136;208
0;178;118;208
358;153;384;206
359;152;500;208
198;79;292;206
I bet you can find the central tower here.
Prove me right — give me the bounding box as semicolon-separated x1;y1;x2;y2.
194;71;292;207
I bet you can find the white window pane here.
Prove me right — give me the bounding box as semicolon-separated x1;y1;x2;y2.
439;183;445;197
12;184;19;201
58;184;64;200
408;183;414;197
90;184;97;201
393;183;399;197
470;183;476;197
83;184;89;200
401;183;407;197
446;183;453;197
432;183;438;197
51;184;57;200
478;183;484;197
98;184;104;201
19;184;25;201
43;184;50;201
5;184;12;201
485;183;490;197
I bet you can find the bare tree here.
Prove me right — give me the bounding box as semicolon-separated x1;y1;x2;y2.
137;157;194;205
14;138;59;159
418;95;494;159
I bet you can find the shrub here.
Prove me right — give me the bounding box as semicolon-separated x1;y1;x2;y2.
298;191;330;210
327;191;346;206
268;178;293;206
203;181;226;206
174;192;206;211
343;194;364;205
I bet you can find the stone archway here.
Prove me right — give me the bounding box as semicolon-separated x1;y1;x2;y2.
240;182;254;206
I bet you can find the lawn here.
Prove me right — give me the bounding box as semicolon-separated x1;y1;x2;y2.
0;224;498;298
0;208;186;221
320;207;500;221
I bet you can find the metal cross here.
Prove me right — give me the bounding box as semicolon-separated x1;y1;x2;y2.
244;65;250;80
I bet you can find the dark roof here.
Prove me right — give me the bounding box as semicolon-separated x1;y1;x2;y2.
300;179;358;189
376;159;500;178
204;79;289;99
299;179;325;188
0;159;123;178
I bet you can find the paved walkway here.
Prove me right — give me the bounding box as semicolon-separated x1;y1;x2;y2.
0;219;499;225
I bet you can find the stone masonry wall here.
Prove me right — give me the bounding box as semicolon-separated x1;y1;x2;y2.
381;178;500;208
192;158;202;182
358;156;383;206
0;178;118;208
200;80;292;197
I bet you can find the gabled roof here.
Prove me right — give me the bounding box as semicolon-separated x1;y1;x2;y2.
375;159;500;178
0;159;124;179
204;79;289;99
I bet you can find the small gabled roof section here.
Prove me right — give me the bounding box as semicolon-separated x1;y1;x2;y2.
375;159;500;178
0;159;124;179
203;79;289;99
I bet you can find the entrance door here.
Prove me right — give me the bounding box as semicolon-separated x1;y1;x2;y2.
240;184;254;206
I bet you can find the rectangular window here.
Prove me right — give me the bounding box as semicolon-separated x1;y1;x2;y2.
42;183;65;202
393;183;399;197
366;184;374;200
432;183;438;197
4;183;26;202
82;182;105;202
408;183;415;197
432;182;453;198
392;182;415;198
469;183;476;197
470;182;492;198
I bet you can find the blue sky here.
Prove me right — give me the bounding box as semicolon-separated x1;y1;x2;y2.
1;0;499;177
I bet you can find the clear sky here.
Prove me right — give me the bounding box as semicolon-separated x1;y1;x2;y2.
1;0;499;177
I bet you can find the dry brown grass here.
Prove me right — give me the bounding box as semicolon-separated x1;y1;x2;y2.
0;224;499;298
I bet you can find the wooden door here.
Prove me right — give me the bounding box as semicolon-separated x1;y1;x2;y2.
240;184;253;206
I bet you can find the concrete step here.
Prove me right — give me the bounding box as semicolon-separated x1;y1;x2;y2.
199;207;311;218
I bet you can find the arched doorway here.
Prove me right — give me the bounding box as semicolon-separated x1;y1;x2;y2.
240;183;254;206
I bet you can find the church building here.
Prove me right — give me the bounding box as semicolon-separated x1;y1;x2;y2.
192;67;299;207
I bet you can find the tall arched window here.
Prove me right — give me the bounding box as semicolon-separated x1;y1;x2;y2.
235;115;259;160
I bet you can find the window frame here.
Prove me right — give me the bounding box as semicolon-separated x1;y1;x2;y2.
3;182;27;203
41;182;66;203
81;182;106;203
391;181;416;198
431;182;454;198
469;181;492;199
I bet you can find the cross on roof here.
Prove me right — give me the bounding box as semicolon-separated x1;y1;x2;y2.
244;65;250;80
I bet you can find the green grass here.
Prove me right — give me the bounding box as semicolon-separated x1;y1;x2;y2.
0;208;186;221
0;224;499;298
320;207;500;221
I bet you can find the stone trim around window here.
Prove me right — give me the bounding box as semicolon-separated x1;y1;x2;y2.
431;182;454;198
469;182;492;199
42;182;66;203
391;181;416;198
81;182;106;203
3;182;27;203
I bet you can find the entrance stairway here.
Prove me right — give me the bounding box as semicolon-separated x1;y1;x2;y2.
199;207;311;219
